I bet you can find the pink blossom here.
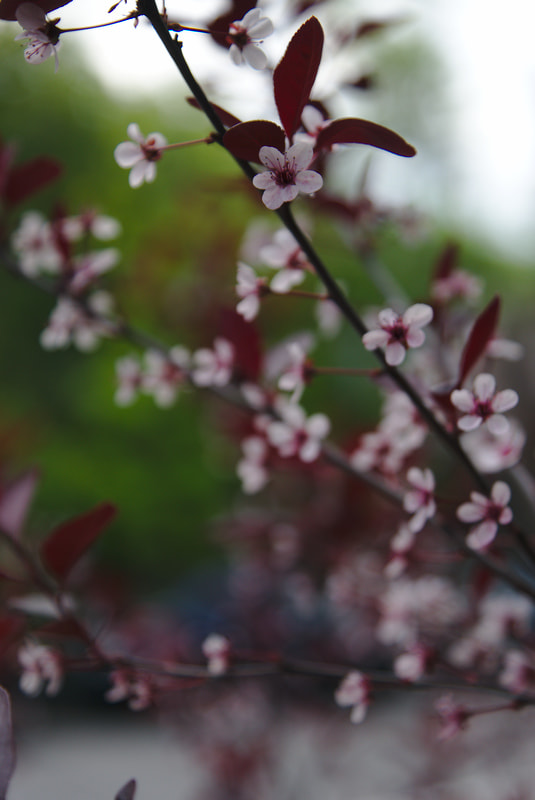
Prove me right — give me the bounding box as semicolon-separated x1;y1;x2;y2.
68;248;120;294
394;644;429;682
15;3;61;71
115;355;143;406
40;292;115;351
456;480;513;550
461;420;526;473
142;346;190;407
362;303;433;366
267;399;330;463
451;373;519;435
114;123;167;188
334;671;370;724
11;211;61;277
62;211;121;242
252;143;323;210
499;649;535;695
236;435;269;494
18;640;63;697
277;342;309;402
202;634;231;676
403;467;436;532
259;227;310;294
435;694;468;741
431;269;483;303
191;338;234;387
227;9;273;69
106;669;152;711
236;262;266;321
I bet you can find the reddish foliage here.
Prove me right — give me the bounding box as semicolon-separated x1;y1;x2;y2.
224;121;286;163
218;308;263;383
458;295;500;386
315;118;416;157
3;156;62;207
40;502;117;582
433;242;460;282
0;0;71;20
273;17;324;141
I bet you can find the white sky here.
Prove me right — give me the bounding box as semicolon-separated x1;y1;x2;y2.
10;0;535;260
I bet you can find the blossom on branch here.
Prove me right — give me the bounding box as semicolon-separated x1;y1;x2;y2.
252;143;323;210
335;670;370;724
403;467;436;532
11;210;61;277
40;292;115;351
202;634;231;676
191;338;234;387
18;640;63;697
267;399;330;463
362;303;433;366
236;435;269;494
451;373;519;435
227;9;273;70
259;227;310;293
236;262;266;321
15;3;61;71
114;124;167;188
456;480;513;551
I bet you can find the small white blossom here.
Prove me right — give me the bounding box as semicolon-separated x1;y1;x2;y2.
11;211;61;277
228;9;273;70
18;640;63;697
335;671;370;724
253;143;323;210
15;3;61;71
114;123;167;188
237;436;269;494
191;338;234;387
68;248;119;294
403;467;436;532
456;480;513;551
202;634;231;676
277;342;309;402
451;373;519;435
236;262;266;321
142;346;190;407
259;228;309;294
115;355;143;406
106;670;152;711
40;292;115;352
267;399;330;463
362;304;433;366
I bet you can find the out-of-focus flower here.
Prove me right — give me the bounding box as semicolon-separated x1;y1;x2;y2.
431;269;483;303
15;3;61;71
142;346;190;407
236;262;266;321
435;694;468;741
191;338;234;387
451;373;518;435
236;435;269;494
202;634;231;676
456;480;513;551
40;292;115;351
277;342;310;402
106;669;152;711
253;143;323;210
62;212;121;241
68;248;119;294
461;419;526;473
362;304;433;366
115;355;143;406
335;671;370;724
114;123;167;188
403;467;436;532
499;649;535;695
11;211;61;277
227;9;273;69
394;644;429;682
259;227;310;293
18;640;63;697
267;399;330;463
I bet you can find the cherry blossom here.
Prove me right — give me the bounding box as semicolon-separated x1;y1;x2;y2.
451;373;519;434
18;640;63;697
431;269;483;303
106;669;152;711
266;399;330;463
227;9;273;70
277;342;310;402
67;248;120;294
11;211;61;277
62;211;122;241
142;346;190;407
114;123;167;188
403;467;436;532
40;292;115;351
394;644;429;682
15;3;61;71
236;435;269;494
461;419;526;473
456;480;513;551
252;143;323;210
191;338;234;387
334;670;370;724
362;303;433;366
236;262;266;321
115;355;143;406
499;649;535;695
202;634;231;676
435;694;468;741
259;227;310;293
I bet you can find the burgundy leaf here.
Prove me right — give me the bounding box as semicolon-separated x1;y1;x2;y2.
4;157;62;207
218;308;262;382
186;97;242;129
0;0;72;20
316;118;416;157
458;296;501;386
0;617;24;657
40;502;117;582
0;468;40;539
273;17;324;141
433;242;459;282
115;779;137;800
0;141;16;200
0;687;15;800
224;120;286;163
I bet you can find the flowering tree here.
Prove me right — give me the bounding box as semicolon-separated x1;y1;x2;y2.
1;1;535;797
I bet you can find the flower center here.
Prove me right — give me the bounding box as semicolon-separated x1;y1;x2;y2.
274;161;297;188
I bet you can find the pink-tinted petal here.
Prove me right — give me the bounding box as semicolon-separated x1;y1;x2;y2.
499;507;513;525
457;414;482;431
405;328;425;348
270;268;305;294
16;3;46;29
258;146;285;171
377;308;398;327
252;172;275;190
473;373;496;401
114;142;142;168
126;122;144;143
129;161;149;188
457;501;484;523
237;295;259;321
243;44;267;69
299;438;321;462
306;413;330;439
467;520;497;550
362;330;389;350
286;141;314;171
147;132;167;149
486;414;509;436
385;342;406;366
450;389;474;412
295;169;323;194
491;480;511;506
491;389;519;413
403;303;433;328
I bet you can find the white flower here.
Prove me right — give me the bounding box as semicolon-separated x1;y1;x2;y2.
202;634;231;676
403;467;436;532
62;212;121;241
236;436;269;494
252;143;323;210
451;373;518;435
456;480;513;551
335;671;370;724
114;123;167;188
11;211;61;277
15;3;61;71
236;262;266;321
142;346;190;407
259;227;309;294
362;304;433;366
277;342;309;402
267;399;330;463
40;292;114;351
191;338;234;387
18;640;63;697
68;248;119;294
228;9;273;70
115;355;143;407
106;670;152;711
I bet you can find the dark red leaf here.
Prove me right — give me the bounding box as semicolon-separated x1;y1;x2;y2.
273;17;324;140
355;18;405;39
458;296;501;386
186;97;242;129
224;120;286;163
433;242;459;282
316;118;416;157
0;617;24;657
0;141;16;200
0;468;40;539
4;157;62;207
40;502;117;581
0;688;15;800
218;308;262;382
115;779;137;800
0;0;72;20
